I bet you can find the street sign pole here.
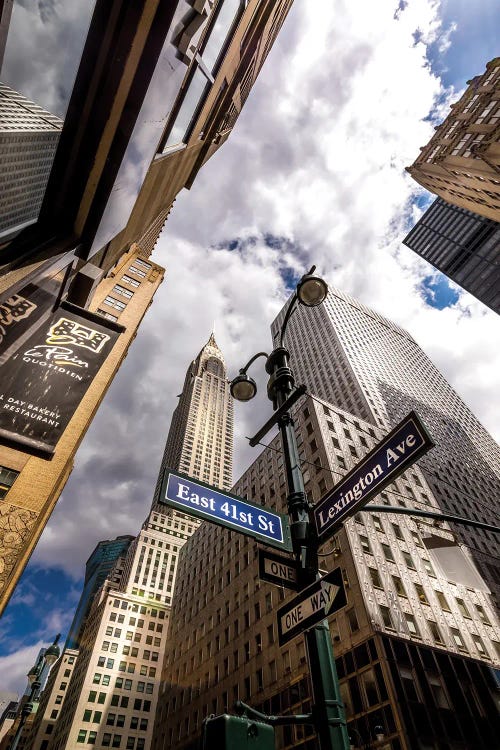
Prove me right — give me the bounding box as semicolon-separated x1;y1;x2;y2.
266;347;350;750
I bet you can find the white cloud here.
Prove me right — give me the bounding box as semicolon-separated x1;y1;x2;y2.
0;641;45;694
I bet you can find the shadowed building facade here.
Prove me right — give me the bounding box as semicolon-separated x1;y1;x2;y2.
152;395;500;750
66;536;135;651
0;0;293;616
402;197;500;314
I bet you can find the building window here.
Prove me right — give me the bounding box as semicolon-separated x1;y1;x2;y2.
428;674;451;709
405;613;420;637
77;731;87;744
414;583;429;605
422;558;435;576
381;544;395;562
359;535;371;554
402;551;415;569
392;523;403;540
0;466;19;499
162;0;245;151
392;576;406;597
428;620;444;644
113;284;133;299
103;296;126;311
475;604;491;625
129;266;147;278
121;275;140;288
369;567;383;589
97;308;118;322
456;598;471;618
347;609;359;633
436;591;451;612
450;627;468;652
472;634;488;657
379;605;394;630
372;516;383;532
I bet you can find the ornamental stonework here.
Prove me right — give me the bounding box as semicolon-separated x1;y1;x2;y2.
0;502;37;594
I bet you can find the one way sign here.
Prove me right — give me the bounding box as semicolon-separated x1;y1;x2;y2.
277;568;347;646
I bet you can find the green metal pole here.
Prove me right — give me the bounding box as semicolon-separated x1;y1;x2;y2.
266;347;350;750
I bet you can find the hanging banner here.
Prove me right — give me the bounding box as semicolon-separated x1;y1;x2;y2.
0;303;122;454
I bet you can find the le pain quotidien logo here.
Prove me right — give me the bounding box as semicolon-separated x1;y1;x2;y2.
0;294;38;346
21;317;111;380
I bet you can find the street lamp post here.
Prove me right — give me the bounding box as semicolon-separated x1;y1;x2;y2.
230;267;350;750
9;635;61;750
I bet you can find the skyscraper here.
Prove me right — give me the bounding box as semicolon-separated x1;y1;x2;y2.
406;57;499;222
153;332;233;502
66;536;135;650
0;246;165;616
270;288;500;603
402;197;500;314
0;83;62;243
153;395;500;750
31;334;233;750
0;0;292;614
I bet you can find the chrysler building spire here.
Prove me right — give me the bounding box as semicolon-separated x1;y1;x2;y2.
152;333;233;506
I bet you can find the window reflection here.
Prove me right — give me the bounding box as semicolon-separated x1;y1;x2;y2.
164;67;209;150
1;0;96;118
201;0;242;73
161;0;244;152
0;0;95;248
0;83;63;242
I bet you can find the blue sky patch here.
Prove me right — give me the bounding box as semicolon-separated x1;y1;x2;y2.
421;273;460;310
0;565;81;657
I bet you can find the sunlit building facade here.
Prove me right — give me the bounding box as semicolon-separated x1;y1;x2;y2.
0;248;164;616
406;57;500;222
271;288;500;605
28;334;233;750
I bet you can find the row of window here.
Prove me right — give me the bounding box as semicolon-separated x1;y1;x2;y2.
93;665;156;683
83;709;148;729
101;641;160;658
77;731;145;748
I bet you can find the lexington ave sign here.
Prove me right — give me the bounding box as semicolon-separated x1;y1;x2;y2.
314;411;434;541
277;567;347;646
160;470;293;551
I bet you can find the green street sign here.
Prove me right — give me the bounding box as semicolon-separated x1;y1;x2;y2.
160;469;293;552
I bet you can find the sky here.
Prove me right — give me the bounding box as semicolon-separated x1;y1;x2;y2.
1;0;499;694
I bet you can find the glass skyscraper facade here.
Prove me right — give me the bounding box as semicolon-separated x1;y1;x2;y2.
65;536;135;650
403;197;500;314
271;288;500;604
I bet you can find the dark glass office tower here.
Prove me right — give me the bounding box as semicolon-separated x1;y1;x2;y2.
65;535;134;649
403;197;500;314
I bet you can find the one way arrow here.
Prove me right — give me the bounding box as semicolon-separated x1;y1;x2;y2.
321;581;339;616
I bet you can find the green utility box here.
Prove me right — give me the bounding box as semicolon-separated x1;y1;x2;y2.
201;714;275;750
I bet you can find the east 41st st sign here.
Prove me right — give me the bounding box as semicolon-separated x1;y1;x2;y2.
160;469;292;552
